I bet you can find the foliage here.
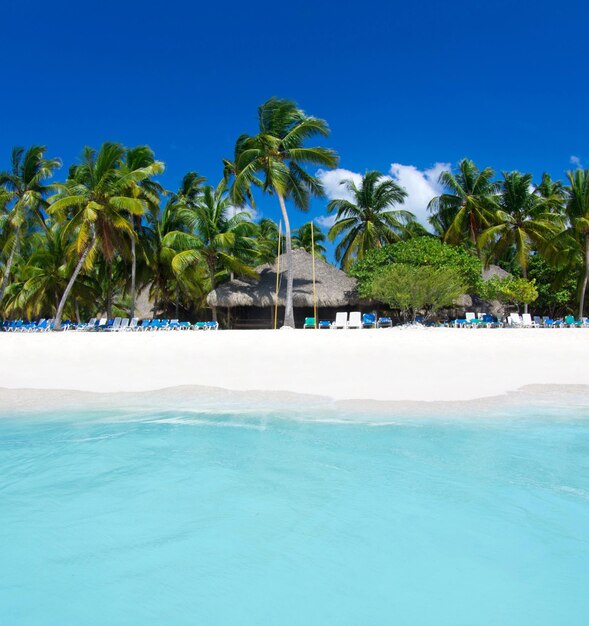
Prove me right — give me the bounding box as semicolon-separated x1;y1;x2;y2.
527;255;577;315
369;264;466;321
350;237;482;296
326;170;415;269
292;221;326;259
478;276;538;307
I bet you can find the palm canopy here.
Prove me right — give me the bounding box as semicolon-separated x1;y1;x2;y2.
428;158;499;249
479;171;562;276
163;179;257;319
327;170;413;270
292;221;327;259
225;97;338;327
48;142;157;326
563;169;589;317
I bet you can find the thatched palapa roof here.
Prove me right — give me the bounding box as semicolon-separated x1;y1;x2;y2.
207;249;360;308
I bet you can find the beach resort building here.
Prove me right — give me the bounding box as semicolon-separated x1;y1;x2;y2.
207;249;363;328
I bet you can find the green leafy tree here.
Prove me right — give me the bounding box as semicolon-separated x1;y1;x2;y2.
165;179;257;321
0;146;61;306
48;142;150;328
253;218;280;264
369;264;466;322
292;221;326;259
563;169;589;317
327;170;413;270
226;97;338;327
527;255;577;317
351;237;482;297
428;159;499;253
120;146;165;318
479;171;562;311
478;276;538;311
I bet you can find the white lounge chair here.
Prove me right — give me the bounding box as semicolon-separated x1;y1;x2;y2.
347;311;362;329
118;318;129;331
128;317;139;331
521;313;538;327
332;312;348;329
508;313;523;327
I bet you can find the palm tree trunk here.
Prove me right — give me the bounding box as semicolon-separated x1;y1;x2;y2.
522;266;529;314
106;262;113;320
276;191;295;327
209;263;217;322
130;228;137;319
0;228;19;305
579;234;589;319
55;237;95;330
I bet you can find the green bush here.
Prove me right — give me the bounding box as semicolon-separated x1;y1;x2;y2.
369;264;467;321
350;237;482;297
478;276;538;307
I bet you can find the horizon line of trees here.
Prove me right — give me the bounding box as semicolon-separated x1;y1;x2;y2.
1;98;588;326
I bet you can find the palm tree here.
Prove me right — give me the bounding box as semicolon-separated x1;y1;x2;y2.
120;146;165;319
0;146;61;306
428;159;499;253
166;179;257;321
479;171;562;312
292;222;327;259
226;97;338;327
254;217;280;264
48;142;149;328
326;170;412;270
564;169;589;318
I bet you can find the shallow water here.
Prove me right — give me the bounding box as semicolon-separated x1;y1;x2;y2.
1;405;588;625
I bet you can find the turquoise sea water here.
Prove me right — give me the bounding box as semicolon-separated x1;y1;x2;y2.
1;403;588;625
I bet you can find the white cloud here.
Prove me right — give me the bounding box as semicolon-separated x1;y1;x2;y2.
315;214;337;228
570;155;582;168
316;163;450;229
388;162;450;226
227;204;259;221
316;168;363;202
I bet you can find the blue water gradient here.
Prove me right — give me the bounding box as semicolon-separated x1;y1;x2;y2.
1;406;588;625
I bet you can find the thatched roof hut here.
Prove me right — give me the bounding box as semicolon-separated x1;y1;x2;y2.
207;249;360;309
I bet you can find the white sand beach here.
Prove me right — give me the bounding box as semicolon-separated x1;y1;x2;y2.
1;327;588;403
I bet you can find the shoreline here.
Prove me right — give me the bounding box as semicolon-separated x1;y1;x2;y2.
1;327;589;407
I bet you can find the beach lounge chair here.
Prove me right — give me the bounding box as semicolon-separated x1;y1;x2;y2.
168;319;180;330
332;312;348;329
95;318;107;331
564;314;584;327
318;320;331;329
508;313;523;327
107;317;122;331
206;321;219;330
541;316;555;328
303;317;316;329
127;318;139;331
194;321;207;330
118;318;129;331
347;312;362;329
377;316;392;328
521;313;538;327
178;321;191;330
362;313;376;329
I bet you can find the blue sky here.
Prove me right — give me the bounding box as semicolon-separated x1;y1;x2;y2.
2;0;588;245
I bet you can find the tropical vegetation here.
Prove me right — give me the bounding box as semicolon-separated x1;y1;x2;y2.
1;99;588;326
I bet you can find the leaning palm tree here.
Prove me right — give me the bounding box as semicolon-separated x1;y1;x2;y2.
120;146;165;318
479;171;563;312
0;146;61;305
428;159;499;253
327;170;413;270
166;179;257;321
226;97;338;327
48;142;149;328
563;169;589;318
292;221;327;259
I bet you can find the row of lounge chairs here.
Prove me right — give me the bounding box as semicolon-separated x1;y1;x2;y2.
2;317;219;332
453;312;589;328
303;312;392;329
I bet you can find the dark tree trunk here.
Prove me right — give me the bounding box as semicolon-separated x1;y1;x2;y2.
579;234;589;320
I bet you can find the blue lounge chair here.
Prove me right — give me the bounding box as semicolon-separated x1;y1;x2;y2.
303;317;316;329
318;320;331;329
377;316;392;328
194;321;207;330
362;313;376;329
206;321;219;330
